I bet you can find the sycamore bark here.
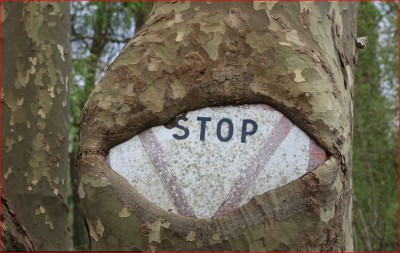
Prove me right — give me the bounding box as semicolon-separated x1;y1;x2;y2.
78;2;358;251
1;3;70;250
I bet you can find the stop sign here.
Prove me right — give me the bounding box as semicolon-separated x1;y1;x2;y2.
107;104;326;219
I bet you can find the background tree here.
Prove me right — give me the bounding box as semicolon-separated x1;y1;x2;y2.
1;2;70;250
352;2;398;251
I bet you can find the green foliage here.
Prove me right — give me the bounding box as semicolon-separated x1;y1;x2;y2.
70;2;151;156
69;2;152;250
353;2;398;251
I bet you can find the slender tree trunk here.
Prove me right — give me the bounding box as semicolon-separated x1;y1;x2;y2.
1;2;70;250
78;2;358;251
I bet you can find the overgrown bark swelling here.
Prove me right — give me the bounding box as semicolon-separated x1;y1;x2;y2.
2;3;70;250
78;2;358;251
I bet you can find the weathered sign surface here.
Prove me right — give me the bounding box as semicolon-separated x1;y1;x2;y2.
107;104;326;219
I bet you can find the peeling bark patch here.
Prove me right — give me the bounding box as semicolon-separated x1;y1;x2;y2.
80;174;110;188
78;183;85;199
4;167;13;179
333;172;343;194
186;231;196;242
211;232;222;242
345;65;354;89
203;33;223;61
48;3;61;16
320;206;335;223
44;215;54;230
293;69;306;83
34;206;46;215
279;41;292;47
138;85;165;113
271;14;291;30
147;57;162;72
87;219;99;241
24;4;45;41
1;5;8;24
224;8;252;33
95;218;105;237
56;44;65;62
5;137;15;153
48;21;57;27
118;206;132;218
175;31;184;42
285;30;306;48
148;218;170;244
170;80;186;99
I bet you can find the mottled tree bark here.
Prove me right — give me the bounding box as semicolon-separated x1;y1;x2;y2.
1;3;70;250
78;2;358;251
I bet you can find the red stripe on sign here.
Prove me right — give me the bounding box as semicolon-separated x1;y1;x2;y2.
306;140;327;171
213;116;294;218
139;129;196;218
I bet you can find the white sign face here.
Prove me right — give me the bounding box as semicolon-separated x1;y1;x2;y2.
107;104;326;219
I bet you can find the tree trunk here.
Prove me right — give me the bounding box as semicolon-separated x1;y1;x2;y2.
1;2;70;250
78;2;358;251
